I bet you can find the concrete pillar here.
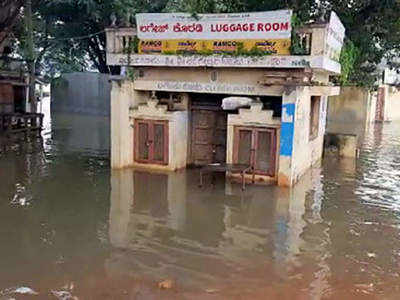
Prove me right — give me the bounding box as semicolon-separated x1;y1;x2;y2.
279;87;328;187
383;84;390;121
278;88;296;187
111;80;143;169
129;99;188;171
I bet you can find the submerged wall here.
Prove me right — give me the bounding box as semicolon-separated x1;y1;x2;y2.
280;87;328;186
326;86;374;145
0;82;14;113
111;80;148;169
51;113;110;156
385;86;400;121
51;72;111;116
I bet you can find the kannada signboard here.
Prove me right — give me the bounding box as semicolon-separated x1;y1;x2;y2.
136;10;292;55
384;68;400;85
325;12;345;62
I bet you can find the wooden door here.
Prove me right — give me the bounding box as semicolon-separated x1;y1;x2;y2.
233;126;277;176
375;87;385;122
253;128;277;176
191;110;227;165
214;113;227;163
134;119;168;165
235;128;253;166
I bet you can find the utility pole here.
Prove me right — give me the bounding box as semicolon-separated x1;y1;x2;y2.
26;0;36;113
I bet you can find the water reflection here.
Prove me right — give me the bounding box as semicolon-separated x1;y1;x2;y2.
1;112;400;299
106;122;400;298
0;145;110;299
50;113;110;157
107;168;329;296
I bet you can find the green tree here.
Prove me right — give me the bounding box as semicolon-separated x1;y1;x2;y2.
320;0;400;86
8;0;400;87
0;0;24;51
27;0;171;77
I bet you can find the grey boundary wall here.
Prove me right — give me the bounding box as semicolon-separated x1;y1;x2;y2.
51;72;111;116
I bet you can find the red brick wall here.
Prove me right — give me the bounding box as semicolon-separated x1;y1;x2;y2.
0;83;14;104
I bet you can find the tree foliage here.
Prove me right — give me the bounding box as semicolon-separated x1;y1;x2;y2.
32;0;122;76
0;0;24;51
6;0;400;86
338;40;360;86
319;0;400;86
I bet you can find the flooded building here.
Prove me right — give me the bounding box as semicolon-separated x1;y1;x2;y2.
50;72;111;156
376;68;400;122
0;57;29;114
326;87;376;157
51;72;111;116
0;39;44;138
106;10;345;187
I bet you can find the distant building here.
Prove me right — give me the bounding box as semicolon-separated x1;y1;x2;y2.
0;38;44;136
0;57;29;114
376;67;400;122
51;72;111;116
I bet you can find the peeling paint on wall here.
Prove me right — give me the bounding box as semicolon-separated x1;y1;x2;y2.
280;103;295;156
320;96;327;135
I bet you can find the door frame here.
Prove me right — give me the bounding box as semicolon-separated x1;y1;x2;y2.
233;126;278;177
375;87;385;122
190;108;228;165
134;119;169;165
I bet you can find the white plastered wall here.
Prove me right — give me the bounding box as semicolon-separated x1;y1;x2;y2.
291;87;328;184
385;85;400;121
129;98;188;171
277;89;297;187
111;80;147;169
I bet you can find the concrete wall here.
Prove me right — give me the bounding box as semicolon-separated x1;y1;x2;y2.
292;88;324;183
111;80;147;169
51;72;111;116
0;82;14;113
134;66;331;97
385;86;400;121
130;99;188;171
327;87;373;140
51;113;110;156
111;81;190;170
278;87;328;186
327;87;377;146
111;81;189;171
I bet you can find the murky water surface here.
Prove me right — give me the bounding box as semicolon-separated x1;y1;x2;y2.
1;101;400;299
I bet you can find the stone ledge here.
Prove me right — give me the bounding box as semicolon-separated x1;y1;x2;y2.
106;53;341;74
228;102;280;126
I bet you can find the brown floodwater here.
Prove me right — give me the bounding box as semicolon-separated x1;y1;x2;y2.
1;101;400;299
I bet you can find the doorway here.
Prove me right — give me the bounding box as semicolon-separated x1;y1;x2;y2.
375;87;385;122
134;119;169;165
233;126;277;176
191;109;227;165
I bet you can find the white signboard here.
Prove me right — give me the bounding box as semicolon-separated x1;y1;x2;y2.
384;68;400;85
325;11;345;61
136;10;292;40
134;80;273;96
